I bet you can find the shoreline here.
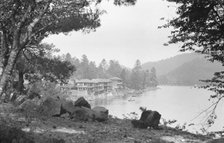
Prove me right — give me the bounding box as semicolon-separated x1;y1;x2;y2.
0;90;222;143
0;103;213;143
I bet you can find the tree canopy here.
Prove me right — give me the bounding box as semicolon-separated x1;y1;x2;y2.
165;0;224;58
0;0;137;97
165;0;224;126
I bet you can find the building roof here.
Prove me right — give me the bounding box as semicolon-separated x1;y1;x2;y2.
75;79;95;83
92;79;111;83
75;78;111;83
110;77;122;81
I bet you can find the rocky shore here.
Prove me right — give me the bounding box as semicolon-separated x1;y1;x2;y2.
0;96;222;143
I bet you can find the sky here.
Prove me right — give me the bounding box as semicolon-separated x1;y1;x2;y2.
44;0;181;68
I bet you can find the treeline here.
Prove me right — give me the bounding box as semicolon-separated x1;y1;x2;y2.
60;53;158;90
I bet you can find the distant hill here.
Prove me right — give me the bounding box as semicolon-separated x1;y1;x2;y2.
142;53;199;76
142;53;223;85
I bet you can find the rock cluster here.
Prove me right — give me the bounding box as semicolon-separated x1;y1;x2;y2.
20;96;109;122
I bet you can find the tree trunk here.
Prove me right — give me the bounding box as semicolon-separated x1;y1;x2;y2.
0;48;20;98
0;26;22;98
0;29;9;76
17;71;24;93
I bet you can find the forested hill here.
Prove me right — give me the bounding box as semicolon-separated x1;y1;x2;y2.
142;53;223;85
142;53;199;76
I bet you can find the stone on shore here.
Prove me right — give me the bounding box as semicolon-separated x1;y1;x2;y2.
61;99;75;114
131;120;148;129
140;110;161;129
71;107;95;121
38;97;62;116
132;110;161;129
74;97;91;109
92;106;109;122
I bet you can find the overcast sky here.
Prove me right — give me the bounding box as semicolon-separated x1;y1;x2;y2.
44;0;181;68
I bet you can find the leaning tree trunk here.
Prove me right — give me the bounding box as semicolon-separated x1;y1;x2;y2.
0;49;19;97
0;29;9;77
0;31;20;97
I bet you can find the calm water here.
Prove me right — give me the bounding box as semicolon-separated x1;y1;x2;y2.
91;86;224;133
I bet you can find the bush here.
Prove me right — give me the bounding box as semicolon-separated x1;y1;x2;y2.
27;81;69;100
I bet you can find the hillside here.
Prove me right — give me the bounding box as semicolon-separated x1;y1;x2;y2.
142;53;223;85
142;53;199;76
159;57;223;85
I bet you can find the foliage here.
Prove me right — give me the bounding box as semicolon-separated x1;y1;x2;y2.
0;0;137;97
149;67;158;87
165;0;224;127
161;118;177;127
12;43;75;93
67;55;158;90
27;81;69;99
107;60;123;78
174;123;187;131
130;60;143;90
130;60;158;90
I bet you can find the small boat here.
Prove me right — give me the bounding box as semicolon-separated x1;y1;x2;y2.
128;98;135;102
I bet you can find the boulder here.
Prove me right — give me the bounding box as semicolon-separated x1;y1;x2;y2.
140;110;161;129
19;99;39;112
71;107;95;121
132;110;161;129
38;97;62;116
74;97;91;109
61;99;75;114
92;106;109;122
131;120;148;129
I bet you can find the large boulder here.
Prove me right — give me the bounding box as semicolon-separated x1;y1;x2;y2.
131;120;148;129
71;107;95;121
92;106;109;122
132;110;161;129
19;99;39;112
61;99;75;114
140;110;161;129
38;97;62;116
74;97;91;109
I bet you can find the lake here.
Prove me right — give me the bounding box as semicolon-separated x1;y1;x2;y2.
91;86;224;133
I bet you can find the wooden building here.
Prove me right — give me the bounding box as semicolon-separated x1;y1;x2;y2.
75;79;112;94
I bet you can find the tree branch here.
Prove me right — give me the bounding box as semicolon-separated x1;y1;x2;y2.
16;5;32;32
19;0;52;51
26;0;52;39
212;7;223;26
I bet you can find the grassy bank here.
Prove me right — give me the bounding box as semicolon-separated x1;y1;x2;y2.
0;103;213;143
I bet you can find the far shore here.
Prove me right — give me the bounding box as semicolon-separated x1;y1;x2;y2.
66;86;160;105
